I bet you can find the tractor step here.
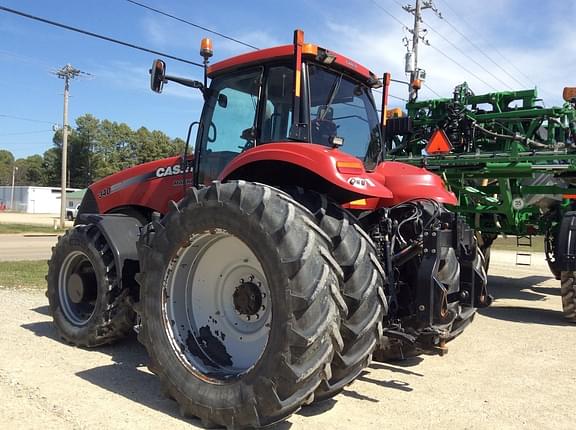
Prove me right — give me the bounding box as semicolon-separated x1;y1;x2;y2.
515;252;532;266
515;235;532;266
516;235;532;247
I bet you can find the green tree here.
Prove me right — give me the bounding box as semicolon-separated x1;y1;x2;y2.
93;120;134;179
132;127;180;164
15;155;44;186
51;115;96;188
0;149;15;186
46;114;185;187
42;147;61;187
72;114;100;187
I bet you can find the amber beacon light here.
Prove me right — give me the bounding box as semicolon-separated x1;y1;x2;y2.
200;37;213;59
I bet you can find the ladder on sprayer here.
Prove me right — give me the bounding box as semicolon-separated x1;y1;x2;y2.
516;235;532;266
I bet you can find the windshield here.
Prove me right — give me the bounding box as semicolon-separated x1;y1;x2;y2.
307;64;382;169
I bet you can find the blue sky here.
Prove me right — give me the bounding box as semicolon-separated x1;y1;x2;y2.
1;0;575;160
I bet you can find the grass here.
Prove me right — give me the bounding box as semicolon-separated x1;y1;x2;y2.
0;260;47;289
0;223;66;234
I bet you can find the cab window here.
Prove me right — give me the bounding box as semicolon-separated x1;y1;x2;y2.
260;65;294;143
307;64;381;161
197;68;262;185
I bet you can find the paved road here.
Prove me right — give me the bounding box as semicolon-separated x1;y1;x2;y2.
0;212;73;227
0;234;58;261
0;250;573;429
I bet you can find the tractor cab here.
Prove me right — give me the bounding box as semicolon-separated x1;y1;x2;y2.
151;30;384;188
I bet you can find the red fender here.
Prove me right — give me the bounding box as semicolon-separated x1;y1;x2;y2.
88;156;191;215
219;143;393;200
373;161;457;206
86;148;454;216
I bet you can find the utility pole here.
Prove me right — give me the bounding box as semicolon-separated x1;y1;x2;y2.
55;64;81;228
10;165;18;210
403;0;441;101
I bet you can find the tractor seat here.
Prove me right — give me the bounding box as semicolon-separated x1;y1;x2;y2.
311;105;338;146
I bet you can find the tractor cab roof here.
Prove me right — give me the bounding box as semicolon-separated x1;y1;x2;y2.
208;44;379;85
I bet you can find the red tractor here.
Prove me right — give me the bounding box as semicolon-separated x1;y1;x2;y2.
47;30;489;428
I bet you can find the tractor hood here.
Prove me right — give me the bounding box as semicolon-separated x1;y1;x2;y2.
372;161;458;207
87;156;192;215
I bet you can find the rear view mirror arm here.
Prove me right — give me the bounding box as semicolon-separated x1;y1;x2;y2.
165;75;206;97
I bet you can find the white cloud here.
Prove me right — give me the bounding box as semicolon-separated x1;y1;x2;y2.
316;2;576;107
89;60;202;101
138;14;278;59
216;30;281;54
141;15;171;48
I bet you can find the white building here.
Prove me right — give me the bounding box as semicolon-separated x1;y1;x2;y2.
0;186;83;214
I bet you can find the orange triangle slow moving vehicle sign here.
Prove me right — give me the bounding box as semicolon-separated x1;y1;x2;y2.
426;129;453;155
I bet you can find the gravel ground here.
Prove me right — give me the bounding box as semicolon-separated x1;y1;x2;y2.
0;250;574;430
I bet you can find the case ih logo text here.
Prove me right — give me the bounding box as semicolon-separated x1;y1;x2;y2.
155;164;193;178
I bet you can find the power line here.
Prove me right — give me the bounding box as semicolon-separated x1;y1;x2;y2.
390;0;513;94
0;48;54;71
126;0;412;99
368;0;443;98
0;142;50;146
430;12;527;88
373;88;408;102
427;44;495;90
0;129;53;137
422;22;502;90
125;0;259;50
368;0;410;28
0;114;56;125
0;5;204;68
0;3;420;106
389;94;408;102
402;0;445;101
423;83;442;97
389;0;497;92
436;0;535;87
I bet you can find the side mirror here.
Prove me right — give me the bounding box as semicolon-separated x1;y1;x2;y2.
150;59;166;93
563;87;576;102
217;94;228;108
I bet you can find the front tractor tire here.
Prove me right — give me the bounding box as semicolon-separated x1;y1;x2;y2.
288;188;386;402
136;182;343;429
46;225;135;347
560;271;576;322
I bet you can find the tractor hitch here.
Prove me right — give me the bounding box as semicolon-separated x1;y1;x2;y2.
376;206;490;360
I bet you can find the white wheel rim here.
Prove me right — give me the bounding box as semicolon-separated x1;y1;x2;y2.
163;229;272;380
58;250;98;325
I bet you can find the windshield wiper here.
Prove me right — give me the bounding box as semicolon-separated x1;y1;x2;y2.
319;74;343;120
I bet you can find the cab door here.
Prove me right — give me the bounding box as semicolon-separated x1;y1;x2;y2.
195;68;263;186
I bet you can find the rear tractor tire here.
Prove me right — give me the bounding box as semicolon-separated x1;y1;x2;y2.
46;225;136;347
560;271;576;322
288;188;387;402
136;181;343;429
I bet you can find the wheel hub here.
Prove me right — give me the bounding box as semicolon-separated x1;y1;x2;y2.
58;251;98;326
67;273;86;304
233;281;263;316
165;232;272;378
